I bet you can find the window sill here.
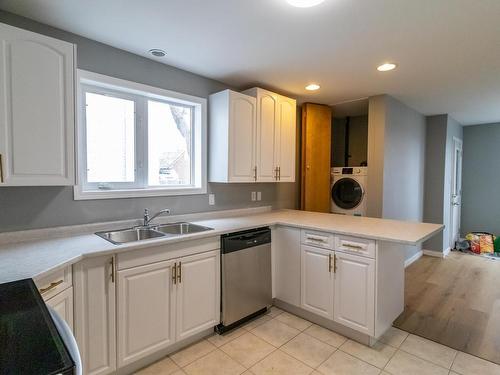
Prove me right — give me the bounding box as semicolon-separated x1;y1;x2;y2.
73;185;207;201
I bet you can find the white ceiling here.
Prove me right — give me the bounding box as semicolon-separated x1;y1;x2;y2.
1;0;499;125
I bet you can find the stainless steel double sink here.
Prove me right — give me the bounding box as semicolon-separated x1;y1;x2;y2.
96;222;213;245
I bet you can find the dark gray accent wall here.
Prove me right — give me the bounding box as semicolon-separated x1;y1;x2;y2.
461;123;500;236
0;11;296;232
423;115;463;253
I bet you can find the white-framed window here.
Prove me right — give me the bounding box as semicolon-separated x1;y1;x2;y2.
74;70;207;200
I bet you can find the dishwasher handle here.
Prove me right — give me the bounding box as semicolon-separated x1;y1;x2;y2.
221;227;271;254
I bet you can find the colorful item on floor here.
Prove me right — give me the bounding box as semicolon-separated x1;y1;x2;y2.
465;232;496;254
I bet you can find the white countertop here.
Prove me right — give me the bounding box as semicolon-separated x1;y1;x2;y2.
0;209;443;284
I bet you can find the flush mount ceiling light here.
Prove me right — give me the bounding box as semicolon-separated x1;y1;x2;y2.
286;0;325;8
305;83;321;91
149;48;166;57
377;63;397;72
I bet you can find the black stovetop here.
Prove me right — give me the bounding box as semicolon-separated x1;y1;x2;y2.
0;278;74;375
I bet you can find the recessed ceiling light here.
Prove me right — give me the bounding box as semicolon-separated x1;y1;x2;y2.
305;83;321;91
286;0;325;8
149;48;166;57
377;63;397;72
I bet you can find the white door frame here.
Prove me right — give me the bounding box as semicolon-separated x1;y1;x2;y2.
450;137;463;248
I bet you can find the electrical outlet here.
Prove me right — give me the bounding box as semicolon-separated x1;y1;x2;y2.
251;191;257;201
257;191;262;201
208;194;215;205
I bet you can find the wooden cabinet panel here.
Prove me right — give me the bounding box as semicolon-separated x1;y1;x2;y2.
117;260;176;367
301;103;332;212
276;96;296;182
208;90;256;182
229;93;257;181
334;252;375;336
176;250;220;341
0;22;74;186
45;286;74;333
301;245;334;319
274;226;301;306
255;92;277;181
74;256;116;375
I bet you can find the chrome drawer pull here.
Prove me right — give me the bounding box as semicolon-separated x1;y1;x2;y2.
39;280;63;294
343;243;364;250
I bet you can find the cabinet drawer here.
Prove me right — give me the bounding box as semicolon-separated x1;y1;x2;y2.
335;235;375;258
301;229;334;249
34;266;72;301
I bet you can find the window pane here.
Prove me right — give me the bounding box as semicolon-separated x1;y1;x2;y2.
148;100;192;186
85;92;135;183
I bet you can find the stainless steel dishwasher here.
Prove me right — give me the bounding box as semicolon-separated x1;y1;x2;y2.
217;227;272;333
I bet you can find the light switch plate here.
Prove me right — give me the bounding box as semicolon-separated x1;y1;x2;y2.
251;191;256;201
257;191;262;201
208;194;215;205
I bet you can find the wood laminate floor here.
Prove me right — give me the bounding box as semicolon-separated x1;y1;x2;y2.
394;251;500;365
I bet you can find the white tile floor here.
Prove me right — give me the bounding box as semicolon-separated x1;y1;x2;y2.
136;307;500;375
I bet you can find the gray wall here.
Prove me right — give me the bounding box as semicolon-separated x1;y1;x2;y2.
423;115;463;253
0;11;297;232
367;95;427;260
423;115;448;251
461;123;500;235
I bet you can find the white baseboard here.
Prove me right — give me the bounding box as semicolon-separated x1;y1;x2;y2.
405;250;423;268
423;249;450;258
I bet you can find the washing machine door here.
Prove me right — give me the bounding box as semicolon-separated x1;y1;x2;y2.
331;178;363;209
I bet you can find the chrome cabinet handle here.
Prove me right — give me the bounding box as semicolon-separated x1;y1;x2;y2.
343;243;363;250
307;235;326;243
0;154;4;183
39;280;64;294
177;262;182;283
328;253;332;273
253;166;257;181
110;257;115;283
278;166;281;181
334;254;338;273
274;167;279;180
172;262;177;284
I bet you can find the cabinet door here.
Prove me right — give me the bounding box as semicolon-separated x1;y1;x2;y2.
45;286;74;333
334;252;375;336
275;96;296;182
301;245;334;319
255;90;277;182
274;226;301;306
228;91;256;182
117;260;176;367
0;23;74;186
176;250;220;341
74;256;116;375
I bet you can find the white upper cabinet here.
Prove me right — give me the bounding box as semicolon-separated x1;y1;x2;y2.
209;89;257;182
244;88;296;182
275;95;296;182
209;88;296;183
0;22;75;186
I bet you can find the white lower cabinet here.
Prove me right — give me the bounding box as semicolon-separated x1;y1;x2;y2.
74;255;116;375
117;260;176;368
333;251;375;336
274;226;301;306
117;250;220;367
176;251;220;341
45;286;74;332
300;245;334;319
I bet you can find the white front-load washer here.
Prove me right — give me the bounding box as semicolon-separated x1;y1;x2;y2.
330;167;368;216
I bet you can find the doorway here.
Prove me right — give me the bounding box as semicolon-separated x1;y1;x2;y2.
450;137;463;248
